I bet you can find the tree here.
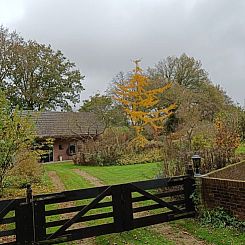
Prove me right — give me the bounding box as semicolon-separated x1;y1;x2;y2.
0;26;84;111
79;93;127;127
148;53;209;90
147;54;234;146
113;60;175;146
238;108;245;141
0;91;35;194
214;112;240;168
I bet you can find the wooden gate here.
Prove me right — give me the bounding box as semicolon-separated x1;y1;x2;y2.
0;175;195;244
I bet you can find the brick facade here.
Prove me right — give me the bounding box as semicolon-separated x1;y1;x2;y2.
201;161;245;221
53;139;77;162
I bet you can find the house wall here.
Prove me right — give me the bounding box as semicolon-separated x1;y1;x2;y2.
53;139;76;162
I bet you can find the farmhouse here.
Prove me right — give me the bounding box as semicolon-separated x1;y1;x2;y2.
29;111;105;162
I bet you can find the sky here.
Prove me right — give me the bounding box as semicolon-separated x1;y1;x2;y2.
0;0;244;107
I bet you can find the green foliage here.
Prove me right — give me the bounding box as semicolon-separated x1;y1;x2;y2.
191;133;213;152
159;139;190;177
0;26;84;111
238;108;245;141
200;208;245;231
214;111;240;168
0;90;35;194
236;143;245;155
147;54;233;148
74;127;132;165
118;148;164;165
79;93;127;127
190;184;245;231
174;219;245;245
149;53;209;90
6;150;43;188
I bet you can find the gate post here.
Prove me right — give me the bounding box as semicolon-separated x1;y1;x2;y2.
15;202;35;244
15;185;35;244
112;184;134;232
33;201;46;241
183;177;196;212
15;184;47;244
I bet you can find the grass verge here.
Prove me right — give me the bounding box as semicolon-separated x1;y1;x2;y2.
172;219;245;245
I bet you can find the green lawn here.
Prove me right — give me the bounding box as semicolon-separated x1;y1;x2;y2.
173;219;245;245
236;142;245;154
44;161;245;245
45;162;92;189
45;161;160;185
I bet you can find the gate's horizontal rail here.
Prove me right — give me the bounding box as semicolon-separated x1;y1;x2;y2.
133;199;186;213
45;200;113;216
0;216;15;225
45;211;114;228
0;229;15;237
132;189;184;203
133;211;195;228
38;223;116;245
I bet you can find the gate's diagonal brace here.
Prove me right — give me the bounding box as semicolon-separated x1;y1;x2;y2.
47;186;112;240
0;200;16;220
130;184;182;213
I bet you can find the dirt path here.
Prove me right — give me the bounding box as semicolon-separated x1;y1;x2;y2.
48;171;96;245
152;224;207;245
73;169;104;186
72;169;208;245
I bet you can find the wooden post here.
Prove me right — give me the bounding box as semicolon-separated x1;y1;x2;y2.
26;184;33;204
16;184;42;244
183;177;195;212
186;163;194;177
121;184;134;231
33;201;46;241
111;185;124;232
15;202;34;244
112;184;134;232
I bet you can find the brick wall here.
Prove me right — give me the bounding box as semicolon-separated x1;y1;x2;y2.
201;177;245;221
206;161;245;181
53;139;76;162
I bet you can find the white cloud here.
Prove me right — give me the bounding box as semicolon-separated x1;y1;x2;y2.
0;0;244;106
0;0;25;25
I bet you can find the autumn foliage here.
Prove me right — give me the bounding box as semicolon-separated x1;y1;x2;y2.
215;114;240;167
114;60;175;146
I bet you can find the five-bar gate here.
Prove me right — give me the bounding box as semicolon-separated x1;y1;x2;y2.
0;175;195;244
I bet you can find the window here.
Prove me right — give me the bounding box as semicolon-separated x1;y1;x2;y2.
69;144;76;155
59;144;63;150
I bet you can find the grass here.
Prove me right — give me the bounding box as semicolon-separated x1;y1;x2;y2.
45;163;92;189
236;142;245;154
173;219;245;245
96;228;174;245
45;161;160;185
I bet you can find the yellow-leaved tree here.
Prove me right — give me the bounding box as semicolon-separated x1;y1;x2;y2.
114;60;176;147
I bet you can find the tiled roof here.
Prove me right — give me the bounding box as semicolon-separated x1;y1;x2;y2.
25;111;105;138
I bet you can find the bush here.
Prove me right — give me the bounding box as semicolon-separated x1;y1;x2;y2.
7;150;43;188
74;127;132;165
158;139;190;177
200;208;245;231
118;148;164;165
